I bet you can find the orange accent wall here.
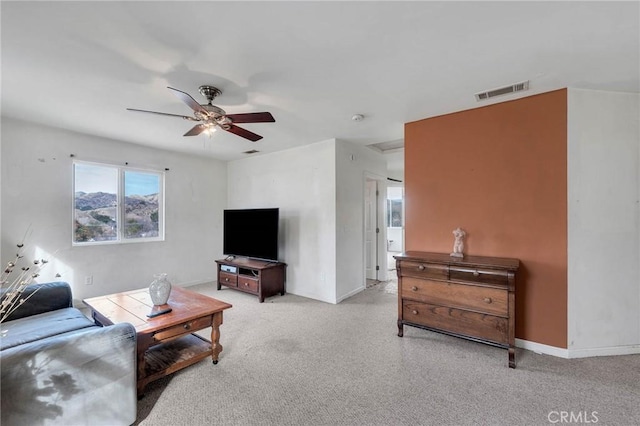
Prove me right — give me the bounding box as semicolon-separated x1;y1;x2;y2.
404;89;568;348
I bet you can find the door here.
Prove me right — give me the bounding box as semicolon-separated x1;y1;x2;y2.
365;179;378;280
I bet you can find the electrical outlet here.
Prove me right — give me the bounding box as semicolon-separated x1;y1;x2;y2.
85;276;93;285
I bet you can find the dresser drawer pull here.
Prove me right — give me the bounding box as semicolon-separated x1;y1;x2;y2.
483;298;492;304
183;323;191;330
244;282;249;287
411;286;418;291
412;310;419;315
418;265;425;271
225;278;229;282
473;270;480;277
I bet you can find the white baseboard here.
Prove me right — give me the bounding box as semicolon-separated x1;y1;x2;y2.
336;286;364;303
516;338;570;358
285;288;337;304
516;338;640;359
181;279;216;288
566;344;640;358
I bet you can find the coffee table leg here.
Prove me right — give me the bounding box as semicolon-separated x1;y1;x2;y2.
137;348;146;398
211;312;223;364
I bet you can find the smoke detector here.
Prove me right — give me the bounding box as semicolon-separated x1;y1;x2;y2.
351;114;364;122
475;80;529;101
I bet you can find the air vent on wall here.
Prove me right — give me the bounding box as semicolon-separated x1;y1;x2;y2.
475;80;529;101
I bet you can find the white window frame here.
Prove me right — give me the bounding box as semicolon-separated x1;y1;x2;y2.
72;160;165;246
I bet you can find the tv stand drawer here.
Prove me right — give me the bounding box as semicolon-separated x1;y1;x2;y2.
219;272;238;288
238;276;259;293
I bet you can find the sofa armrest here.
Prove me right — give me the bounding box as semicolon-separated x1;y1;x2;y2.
1;281;72;321
1;322;137;426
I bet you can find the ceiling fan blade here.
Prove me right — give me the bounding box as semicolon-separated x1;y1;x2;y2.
126;108;198;121
225;112;275;123
167;87;209;115
184;124;208;137
224;124;263;142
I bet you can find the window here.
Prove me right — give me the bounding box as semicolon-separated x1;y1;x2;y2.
387;199;403;228
73;161;164;244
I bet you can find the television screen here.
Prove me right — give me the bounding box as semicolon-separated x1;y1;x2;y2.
223;208;279;261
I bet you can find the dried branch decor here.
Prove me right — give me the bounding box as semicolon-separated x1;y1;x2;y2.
0;243;60;324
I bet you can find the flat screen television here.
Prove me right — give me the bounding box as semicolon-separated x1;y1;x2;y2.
223;208;279;261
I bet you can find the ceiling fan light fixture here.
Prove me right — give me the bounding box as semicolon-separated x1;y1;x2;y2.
198;85;222;102
128;85;275;142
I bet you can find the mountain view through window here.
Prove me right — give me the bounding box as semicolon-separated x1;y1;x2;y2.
74;162;163;244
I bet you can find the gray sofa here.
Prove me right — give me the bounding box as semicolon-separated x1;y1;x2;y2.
0;282;137;426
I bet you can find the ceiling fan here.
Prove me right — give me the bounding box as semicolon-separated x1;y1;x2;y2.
127;85;275;141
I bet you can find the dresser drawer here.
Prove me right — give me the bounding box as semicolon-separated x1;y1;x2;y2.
219;271;238;287
238;276;259;293
401;277;508;316
402;300;508;345
449;267;509;286
153;316;212;342
399;261;449;280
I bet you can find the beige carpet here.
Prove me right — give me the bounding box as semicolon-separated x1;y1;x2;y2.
135;283;639;425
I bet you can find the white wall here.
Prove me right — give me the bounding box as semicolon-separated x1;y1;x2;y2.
335;140;388;301
1;117;227;304
227;139;337;303
385;149;404;183
567;89;640;356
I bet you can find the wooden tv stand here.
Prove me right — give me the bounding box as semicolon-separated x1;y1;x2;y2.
215;257;286;302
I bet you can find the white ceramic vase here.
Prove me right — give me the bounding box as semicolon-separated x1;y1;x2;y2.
149;273;172;305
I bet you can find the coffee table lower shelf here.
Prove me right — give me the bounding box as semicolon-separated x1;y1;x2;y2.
140;334;213;390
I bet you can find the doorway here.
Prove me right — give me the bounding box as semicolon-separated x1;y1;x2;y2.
364;178;378;282
386;185;404;283
364;174;388;288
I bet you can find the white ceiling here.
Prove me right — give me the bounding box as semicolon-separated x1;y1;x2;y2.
2;1;638;161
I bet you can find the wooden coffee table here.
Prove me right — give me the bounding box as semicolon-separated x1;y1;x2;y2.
83;286;232;397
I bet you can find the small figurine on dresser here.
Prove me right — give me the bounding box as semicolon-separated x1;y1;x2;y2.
450;227;466;258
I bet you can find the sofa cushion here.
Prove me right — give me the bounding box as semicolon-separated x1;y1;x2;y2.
0;282;73;322
1;322;137;426
1;308;95;351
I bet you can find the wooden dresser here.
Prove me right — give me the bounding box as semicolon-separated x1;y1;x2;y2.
395;251;519;368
